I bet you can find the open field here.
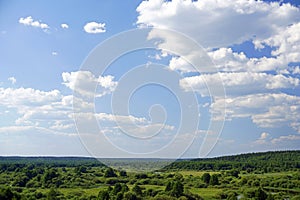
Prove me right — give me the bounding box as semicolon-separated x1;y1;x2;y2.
0;151;299;199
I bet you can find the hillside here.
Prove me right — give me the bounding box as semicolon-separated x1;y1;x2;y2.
164;150;300;172
0;150;299;173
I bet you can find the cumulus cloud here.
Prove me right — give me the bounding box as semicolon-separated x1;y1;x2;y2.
254;132;270;145
292;66;300;74
136;0;300;137
62;71;117;98
137;0;300;74
83;22;106;33
19;16;49;30
180;72;300;96
271;134;300;144
259;132;270;140
61;23;69;29
0;87;61;107
137;0;300;49
253;22;300;64
0;86;76;133
8;77;16;84
211;93;300;132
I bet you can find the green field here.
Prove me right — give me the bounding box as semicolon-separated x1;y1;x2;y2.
0;151;299;199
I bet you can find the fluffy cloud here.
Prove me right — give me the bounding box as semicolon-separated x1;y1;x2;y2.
136;0;300;136
0;86;76;126
8;77;16;84
211;93;300;132
19;16;49;30
0;87;61;107
0;86;77;135
62;71;117;98
61;23;69;29
259;132;270;140
137;0;300;74
271;134;300;144
75;112;174;139
253;22;300;65
254;132;270;145
180;72;300;96
137;0;300;49
84;22;106;34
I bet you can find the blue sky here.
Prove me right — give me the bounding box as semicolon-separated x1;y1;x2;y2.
0;0;300;158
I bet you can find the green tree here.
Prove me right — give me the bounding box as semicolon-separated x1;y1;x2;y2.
0;187;14;200
226;191;237;200
165;181;173;192
119;170;127;177
43;169;59;187
47;188;59;200
75;166;87;175
210;174;219;185
98;190;110;200
104;168;116;178
123;191;137;200
116;192;123;200
202;173;211;184
122;184;129;192
132;184;142;196
170;181;184;198
113;183;122;195
255;188;268;200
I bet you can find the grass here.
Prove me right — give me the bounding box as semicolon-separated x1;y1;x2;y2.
141;184;165;190
178;170;220;177
34;187;106;197
188;187;223;200
240;171;294;178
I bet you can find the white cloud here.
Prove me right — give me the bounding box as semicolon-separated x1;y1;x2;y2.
211;93;300;132
180;72;300;96
259;132;270;140
136;0;300;138
254;132;270;145
205;23;300;74
0;87;61;107
0;86;78;136
83;22;106;34
75;112;174;139
271;134;300;144
8;77;16;84
254;22;300;64
62;71;117;98
61;23;69;29
0;77;176;156
52;51;58;56
137;1;300;75
137;0;300;49
19;16;49;30
292;66;300;74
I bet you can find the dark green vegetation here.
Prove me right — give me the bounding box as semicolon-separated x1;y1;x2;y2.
0;151;299;200
165;151;300;172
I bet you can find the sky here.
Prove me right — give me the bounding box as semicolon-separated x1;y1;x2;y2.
0;0;300;158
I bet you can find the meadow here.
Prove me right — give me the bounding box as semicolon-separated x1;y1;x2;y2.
0;151;299;200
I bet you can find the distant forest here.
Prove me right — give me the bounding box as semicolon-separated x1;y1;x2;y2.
0;150;299;172
164;150;300;172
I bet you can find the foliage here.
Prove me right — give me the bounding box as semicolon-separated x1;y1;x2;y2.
0;151;299;199
202;173;210;184
164;150;300;172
